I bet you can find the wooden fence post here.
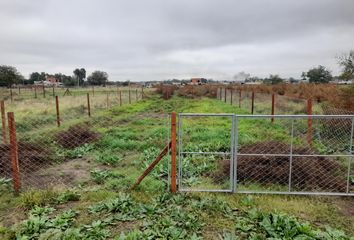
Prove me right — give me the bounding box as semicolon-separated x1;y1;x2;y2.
92;86;94;97
119;91;122;106
34;87;37;98
271;93;275;122
1;101;7;144
224;88;227;103
55;96;60;127
7;112;21;194
239;90;242;108
52;87;55;97
87;93;91;117
141;86;144;100
230;90;233;105
42;84;45;98
171;112;177;193
307;99;313;145
129;89;131;104
106;93;109;109
18;87;21;95
136;89;138;102
251;91;255;114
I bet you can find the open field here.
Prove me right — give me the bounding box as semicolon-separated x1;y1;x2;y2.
0;88;353;239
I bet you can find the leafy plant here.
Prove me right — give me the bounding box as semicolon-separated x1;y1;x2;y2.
89;192;135;215
90;169;124;184
95;151;121;166
57;190;81;204
82;220;110;240
0;178;11;192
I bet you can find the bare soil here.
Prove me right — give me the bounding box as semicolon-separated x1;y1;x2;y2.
217;141;349;192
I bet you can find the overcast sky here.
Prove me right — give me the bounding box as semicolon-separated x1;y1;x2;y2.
1;0;353;81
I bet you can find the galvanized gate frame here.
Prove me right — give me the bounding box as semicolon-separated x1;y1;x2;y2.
177;113;354;196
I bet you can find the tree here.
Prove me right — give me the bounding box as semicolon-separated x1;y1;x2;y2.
0;65;23;87
73;68;86;86
263;74;284;84
87;71;108;86
62;76;76;86
306;65;332;83
52;73;76;86
338;50;354;80
29;72;46;82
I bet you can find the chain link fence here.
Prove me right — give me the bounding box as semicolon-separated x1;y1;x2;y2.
178;113;354;196
0;87;171;193
217;87;354;116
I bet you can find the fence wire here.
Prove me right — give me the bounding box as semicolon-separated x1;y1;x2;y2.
0;87;170;193
178;114;354;196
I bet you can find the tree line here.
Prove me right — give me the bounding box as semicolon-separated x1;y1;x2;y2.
244;51;354;84
0;67;109;87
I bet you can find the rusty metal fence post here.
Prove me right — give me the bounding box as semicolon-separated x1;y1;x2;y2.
171;112;177;193
7;112;21;194
1;101;7;143
55;96;60;127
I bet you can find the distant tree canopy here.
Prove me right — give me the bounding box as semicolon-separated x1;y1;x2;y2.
0;65;23;87
305;65;332;83
73;68;86;86
338;50;354;80
54;73;76;86
29;72;46;82
263;74;284;84
87;71;108;86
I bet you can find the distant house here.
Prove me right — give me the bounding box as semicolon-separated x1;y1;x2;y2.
34;76;62;86
190;78;207;85
46;76;59;84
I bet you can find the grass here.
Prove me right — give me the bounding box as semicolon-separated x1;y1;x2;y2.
0;91;353;239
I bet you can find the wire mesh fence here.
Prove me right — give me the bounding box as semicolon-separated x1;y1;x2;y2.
217;87;354;117
0;87;171;193
178;113;354;196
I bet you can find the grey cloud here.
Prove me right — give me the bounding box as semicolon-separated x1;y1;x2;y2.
0;0;353;81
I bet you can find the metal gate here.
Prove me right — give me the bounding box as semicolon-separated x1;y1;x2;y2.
177;113;354;196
